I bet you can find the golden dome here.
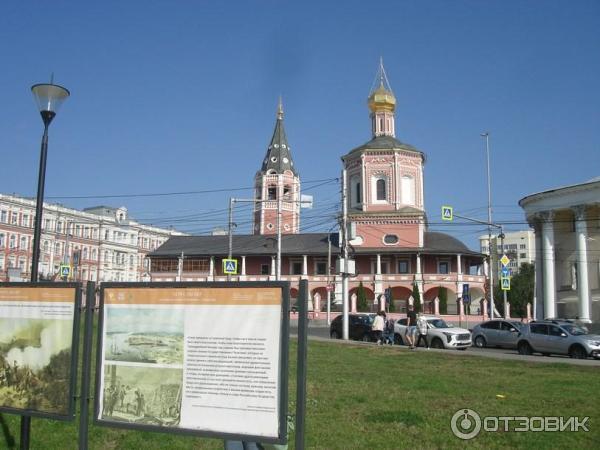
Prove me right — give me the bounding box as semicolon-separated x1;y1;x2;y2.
368;84;396;113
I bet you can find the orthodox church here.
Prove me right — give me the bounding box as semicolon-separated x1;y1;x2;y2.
149;63;486;316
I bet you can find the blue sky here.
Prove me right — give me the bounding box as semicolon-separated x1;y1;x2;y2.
1;1;598;249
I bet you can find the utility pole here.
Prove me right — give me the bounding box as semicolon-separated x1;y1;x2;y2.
326;233;332;325
228;198;234;282
499;229;508;318
341;169;349;340
482;131;495;320
277;195;282;281
228;198;234;260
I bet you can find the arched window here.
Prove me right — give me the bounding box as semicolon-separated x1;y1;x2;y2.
376;178;386;201
82;247;88;260
350;176;362;207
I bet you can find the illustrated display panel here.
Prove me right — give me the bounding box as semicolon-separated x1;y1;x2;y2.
96;285;284;440
0;285;79;418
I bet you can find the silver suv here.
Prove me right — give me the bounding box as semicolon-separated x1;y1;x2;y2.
517;320;600;359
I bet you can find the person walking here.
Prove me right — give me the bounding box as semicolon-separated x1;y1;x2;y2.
371;311;385;345
406;305;417;349
416;313;429;349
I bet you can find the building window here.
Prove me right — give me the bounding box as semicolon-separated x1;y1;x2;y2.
291;261;302;275
261;264;270;275
10;213;18;225
182;259;210;272
9;235;16;249
0;255;4;270
268;186;277;200
22;214;29;227
20;236;27;250
283;185;291;199
0;233;4;248
383;234;399;245
42;241;49;253
380;261;389;274
376;178;386;201
520;253;526;259
438;261;449;274
397;260;409;274
316;261;327;275
83;247;88;260
0;210;7;223
519;244;526;249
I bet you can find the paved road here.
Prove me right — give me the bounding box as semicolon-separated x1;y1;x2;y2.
289;325;600;367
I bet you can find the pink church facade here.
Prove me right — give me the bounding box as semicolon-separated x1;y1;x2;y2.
149;64;493;320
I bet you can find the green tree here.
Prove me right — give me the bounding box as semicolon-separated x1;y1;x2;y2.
412;282;421;313
507;262;534;318
438;286;447;314
356;281;368;312
386;286;394;312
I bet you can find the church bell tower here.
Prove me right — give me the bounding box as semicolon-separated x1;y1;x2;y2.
253;99;301;235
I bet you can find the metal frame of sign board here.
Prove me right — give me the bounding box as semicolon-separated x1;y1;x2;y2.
92;281;290;445
0;282;82;420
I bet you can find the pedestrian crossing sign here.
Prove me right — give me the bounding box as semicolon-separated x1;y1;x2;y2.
441;206;453;221
501;277;510;291
59;264;71;277
222;258;238;275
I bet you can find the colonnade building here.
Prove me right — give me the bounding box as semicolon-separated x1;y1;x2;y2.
520;177;600;323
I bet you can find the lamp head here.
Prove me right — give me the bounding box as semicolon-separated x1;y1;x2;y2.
31;83;70;126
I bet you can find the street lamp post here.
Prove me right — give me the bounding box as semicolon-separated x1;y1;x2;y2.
24;81;69;449
481;132;495;320
30;82;70;282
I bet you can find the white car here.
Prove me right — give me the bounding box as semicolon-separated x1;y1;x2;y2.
393;315;472;350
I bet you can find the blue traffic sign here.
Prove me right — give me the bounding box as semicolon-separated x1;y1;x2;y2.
60;264;71;277
441;206;453;221
501;267;510;277
222;258;238;274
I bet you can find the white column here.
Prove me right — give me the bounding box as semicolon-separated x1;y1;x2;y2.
416;253;422;275
376;254;381;275
573;206;591;323
541;211;556;319
271;256;276;276
456;254;463;298
209;256;214;280
302;254;308;277
241;255;246;276
533;220;544;320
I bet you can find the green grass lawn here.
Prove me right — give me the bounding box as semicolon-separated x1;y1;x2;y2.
1;339;598;449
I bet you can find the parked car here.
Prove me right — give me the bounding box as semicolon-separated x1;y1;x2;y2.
329;313;375;341
516;320;600;359
394;315;472;350
472;319;525;349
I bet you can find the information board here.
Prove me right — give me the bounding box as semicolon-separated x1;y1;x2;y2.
94;282;289;444
0;283;81;419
